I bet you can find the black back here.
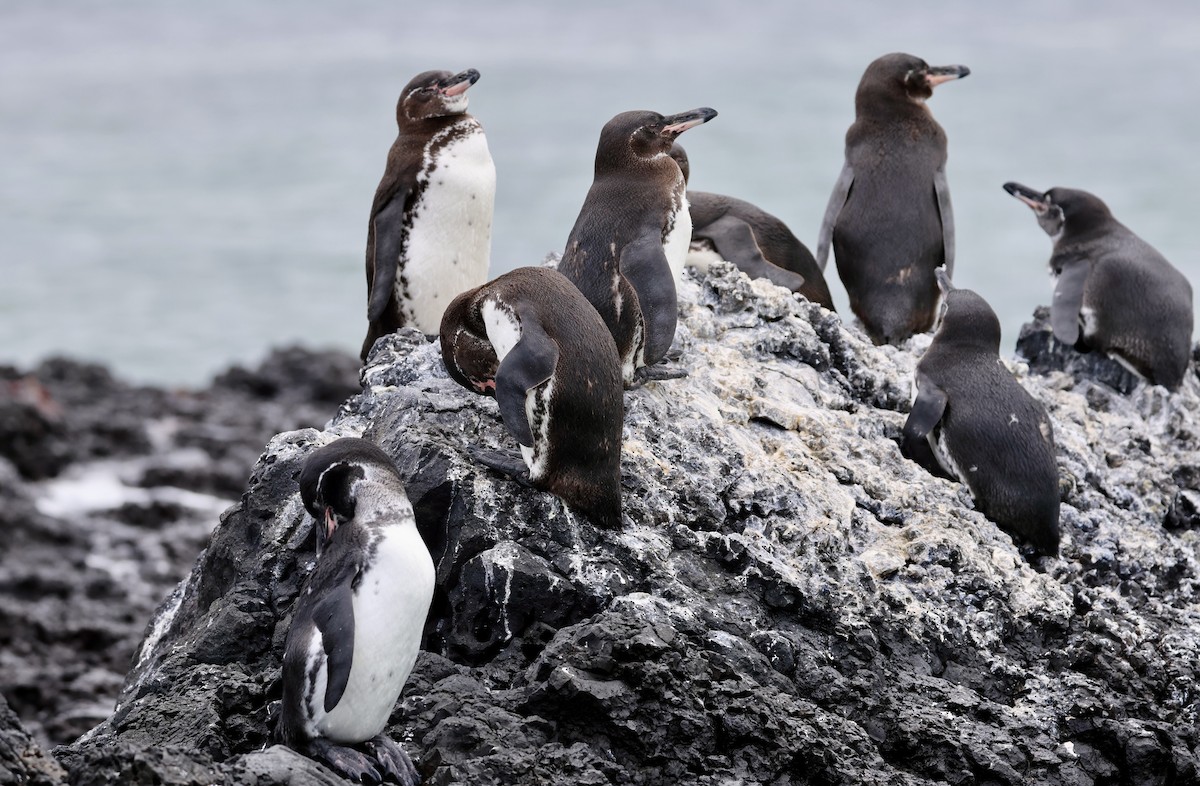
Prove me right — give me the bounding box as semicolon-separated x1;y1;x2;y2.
917;288;1060;555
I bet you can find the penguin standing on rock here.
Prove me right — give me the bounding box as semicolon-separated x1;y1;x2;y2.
440;267;624;528
902;270;1060;557
668;144;835;310
560;107;717;386
278;438;435;785
361;68;496;361
818;52;969;344
1003;182;1193;390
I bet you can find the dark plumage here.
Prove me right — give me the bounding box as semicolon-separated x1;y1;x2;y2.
1004;182;1193;390
902;272;1060;557
818;52;968;344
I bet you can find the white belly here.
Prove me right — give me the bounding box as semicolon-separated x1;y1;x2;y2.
481;299;553;478
399;123;496;333
663;192;693;282
313;526;435;743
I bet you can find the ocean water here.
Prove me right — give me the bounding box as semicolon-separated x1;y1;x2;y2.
3;1;1198;385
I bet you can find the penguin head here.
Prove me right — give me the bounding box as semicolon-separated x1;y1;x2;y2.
1004;182;1114;241
668;143;690;185
931;272;1002;355
397;68;481;123
596;108;717;172
440;289;500;396
298;438;400;555
858;53;969;108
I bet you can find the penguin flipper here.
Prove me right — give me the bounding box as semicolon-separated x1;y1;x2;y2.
697;215;808;292
1050;262;1089;347
367;190;411;322
310;566;358;712
901;373;950;478
495;317;558;447
934;167;955;276
620;237;679;366
817;163;853;271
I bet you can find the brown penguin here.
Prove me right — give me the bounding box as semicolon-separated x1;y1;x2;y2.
559;107;718;385
440;267;624;527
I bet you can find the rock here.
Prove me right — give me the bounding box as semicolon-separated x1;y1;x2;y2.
12;263;1200;784
0;693;66;785
0;347;359;754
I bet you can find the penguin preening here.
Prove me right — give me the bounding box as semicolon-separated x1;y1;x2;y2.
559;107;717;386
1003;182;1193;390
818;52;968;345
361;68;496;362
278;438;435;785
902;270;1060;557
440;267;625;528
668;143;835;311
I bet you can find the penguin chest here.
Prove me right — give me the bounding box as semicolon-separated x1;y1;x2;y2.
662;190;693;282
481;300;555;480
399;124;497;332
312;526;435;744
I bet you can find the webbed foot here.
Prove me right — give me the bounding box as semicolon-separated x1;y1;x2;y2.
304;737;382;784
469;447;534;488
364;734;420;786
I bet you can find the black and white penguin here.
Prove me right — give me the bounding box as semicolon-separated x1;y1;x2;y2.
668;143;835;311
439;267;624;527
361;68;496;361
902;269;1060;557
1003;182;1193;390
278;437;435;785
817;52;968;344
559;107;717;386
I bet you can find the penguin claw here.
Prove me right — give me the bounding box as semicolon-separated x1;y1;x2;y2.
469;447;534;487
304;737;383;784
631;363;689;386
364;735;420;786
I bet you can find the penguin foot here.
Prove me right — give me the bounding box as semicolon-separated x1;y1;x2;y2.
631;364;689;386
364;735;421;786
304;737;382;784
469;447;534;487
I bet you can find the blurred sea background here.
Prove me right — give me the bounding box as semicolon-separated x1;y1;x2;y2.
3;0;1198;385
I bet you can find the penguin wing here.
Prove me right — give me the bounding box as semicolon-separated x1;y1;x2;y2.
367;188;412;322
305;550;360;713
901;373;950;478
933;167;955;276
620;236;679;365
495;316;559;447
816;163;853;271
1050;261;1089;347
695;215;808;292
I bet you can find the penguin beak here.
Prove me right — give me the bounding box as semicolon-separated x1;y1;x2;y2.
438;69;481;97
926;64;970;88
315;506;337;558
1003;181;1051;214
934;266;954;295
660;107;719;137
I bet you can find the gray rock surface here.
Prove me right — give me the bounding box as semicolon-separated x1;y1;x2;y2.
9;264;1200;784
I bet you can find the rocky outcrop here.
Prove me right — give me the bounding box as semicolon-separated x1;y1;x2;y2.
10;265;1200;784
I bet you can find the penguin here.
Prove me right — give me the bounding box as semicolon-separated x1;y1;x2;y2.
559;107;718;386
440;267;624;527
1003;182;1193;390
360;68;496;361
817;52;969;344
668;143;835;310
278;437;435;785
902;269;1060;557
